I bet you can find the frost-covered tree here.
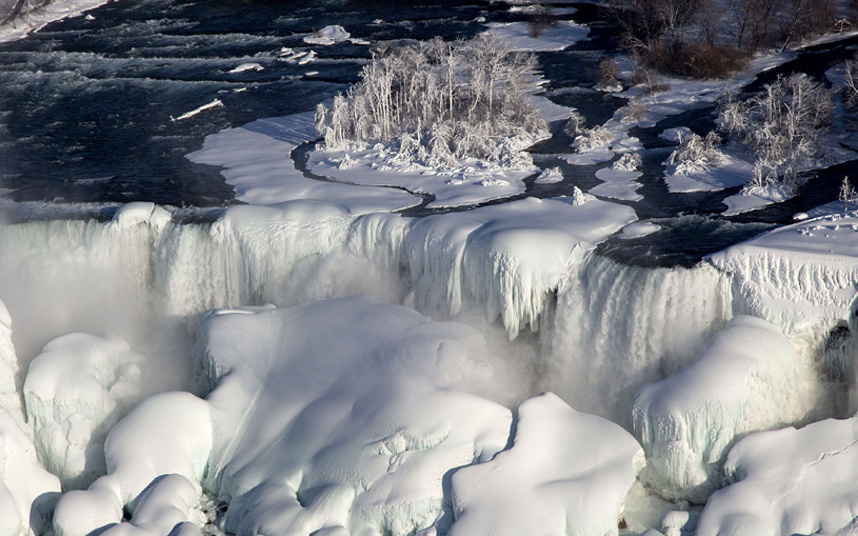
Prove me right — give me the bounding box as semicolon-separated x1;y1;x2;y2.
667;131;725;174
719;73;832;188
315;35;549;166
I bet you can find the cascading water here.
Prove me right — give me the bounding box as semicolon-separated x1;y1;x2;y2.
543;255;731;426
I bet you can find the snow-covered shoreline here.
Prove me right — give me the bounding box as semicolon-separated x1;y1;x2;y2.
0;0;109;44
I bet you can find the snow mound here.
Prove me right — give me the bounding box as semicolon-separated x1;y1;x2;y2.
707;214;858;337
53;391;212;536
0;408;61;536
449;392;644;536
696;414;858;536
534;166;564;184
303;25;350;45
631;316;820;502
24;333;147;490
195;297;513;536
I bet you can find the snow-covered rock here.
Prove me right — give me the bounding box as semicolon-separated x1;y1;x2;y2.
449;393;644;536
631;316;821;502
196;297;513;535
53;391;212;536
0;408;61;536
696;414;858;536
24;333;147;490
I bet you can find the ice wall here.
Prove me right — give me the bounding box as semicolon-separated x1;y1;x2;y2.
544;255;731;425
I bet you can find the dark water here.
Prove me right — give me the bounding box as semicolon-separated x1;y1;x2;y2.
3;0;858;265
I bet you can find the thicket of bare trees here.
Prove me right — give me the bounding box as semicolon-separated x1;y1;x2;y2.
1;0;50;26
606;0;838;78
315;35;549;167
719;73;833;188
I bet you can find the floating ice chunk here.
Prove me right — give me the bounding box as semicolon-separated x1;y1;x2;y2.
171;99;223;122
298;50;317;65
696;414;858;536
449;393;644;536
53;391;212;536
110;202;171;231
482;21;589;52
621;222;660;238
632;316;821;503
195;297;513;536
0;408;61;536
659;127;693;144
534;166;563;184
24;333;147;490
227;62;263;73
303;25;350;45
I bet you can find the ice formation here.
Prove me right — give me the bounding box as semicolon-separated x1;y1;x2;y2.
303;25;350;46
0;408;61;536
52;391;212;536
695;414;858;536
450;393;644;536
196;297;513;535
708;214;858;338
24;333;147;490
631;316;821;502
545;256;730;425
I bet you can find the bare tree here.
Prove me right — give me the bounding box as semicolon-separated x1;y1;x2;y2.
315;35;548;165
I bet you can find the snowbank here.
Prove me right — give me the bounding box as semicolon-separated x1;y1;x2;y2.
187;112;421;212
306;145;537;209
707;213;858;337
482;21;589;52
0;0;109;44
196;297;513;536
631;316;821;503
590;167;643;201
24;333;148;490
450;393;644;536
696;414;858;536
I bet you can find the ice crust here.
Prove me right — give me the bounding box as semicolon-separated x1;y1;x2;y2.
450;393;644;536
631;316;821;502
708;214;858;337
